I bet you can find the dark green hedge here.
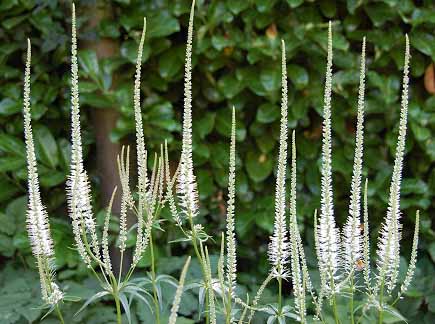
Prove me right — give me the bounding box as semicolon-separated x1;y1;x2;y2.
0;0;434;322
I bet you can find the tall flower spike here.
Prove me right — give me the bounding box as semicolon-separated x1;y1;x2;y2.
169;256;191;324
134;18;150;218
342;37;366;274
177;0;199;220
289;131;306;322
317;21;340;291
399;211;419;296
102;187;117;275
205;246;217;324
66;3;99;262
23;39;63;306
226;106;237;299
376;35;410;293
165;140;181;226
268;39;290;279
117;146;133;253
362;179;371;291
23;40;53;259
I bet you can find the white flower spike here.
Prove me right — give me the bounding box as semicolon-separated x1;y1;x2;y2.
66;3;99;266
376;35;410;294
317;21;340;292
268;39;290;279
342;37;366;274
23;39;63;306
177;0;199;220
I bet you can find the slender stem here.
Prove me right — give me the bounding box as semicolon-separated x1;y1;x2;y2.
118;251;124;285
350;276;355;324
330;276;340;324
150;233;161;324
278;276;283;316
187;215;209;323
55;304;65;324
332;294;340;324
378;280;385;324
391;296;400;307
199;241;210;324
226;287;232;324
81;229;111;288
114;292;122;324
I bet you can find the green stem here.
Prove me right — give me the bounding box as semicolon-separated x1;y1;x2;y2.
114;292;122;324
278;276;283;316
150;233;161;324
55;305;65;324
350;276;355;324
118;251;124;285
329;275;340;324
188;215;209;324
378;281;385;324
332;294;340;324
225;286;232;324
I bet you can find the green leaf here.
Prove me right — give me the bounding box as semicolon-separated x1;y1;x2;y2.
119;294;132;324
195;112;216;139
1;14;27;30
217;74;244;99
99;20;120;38
0;134;25;157
365;3;396;27
33;125;59;168
81;93;116;109
287;64;309;89
211;35;234;51
256;103;280;123
256;135;276;153
286;0;303;8
245;151;273;182
319;0;337;18
158;47;183;79
0;178;19;203
0;98;20;116
39;170;66;187
428;243;435;263
0;156;25;172
147;12;180;38
411;122;431;142
0;212;15;235
120;40;151;64
260;67;281;92
78;50;100;81
75;291;110;316
226;0;250;14
410;31;435;60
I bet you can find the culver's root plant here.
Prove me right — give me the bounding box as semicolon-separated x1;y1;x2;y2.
22;1;420;323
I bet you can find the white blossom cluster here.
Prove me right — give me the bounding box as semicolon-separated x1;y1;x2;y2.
267;40;290;280
176;0;200;222
23;39;63;306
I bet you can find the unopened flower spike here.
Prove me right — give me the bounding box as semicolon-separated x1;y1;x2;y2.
226;106;237;300
169;256;191;324
289;130;307;322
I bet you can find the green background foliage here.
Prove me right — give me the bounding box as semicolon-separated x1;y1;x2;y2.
0;0;434;322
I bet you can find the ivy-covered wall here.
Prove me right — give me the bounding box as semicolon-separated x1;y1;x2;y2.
0;0;434;322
